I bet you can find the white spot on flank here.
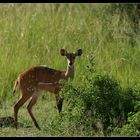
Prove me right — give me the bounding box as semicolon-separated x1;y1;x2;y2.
40;65;47;67
27;86;35;92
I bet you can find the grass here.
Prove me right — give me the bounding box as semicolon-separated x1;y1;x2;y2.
0;3;139;136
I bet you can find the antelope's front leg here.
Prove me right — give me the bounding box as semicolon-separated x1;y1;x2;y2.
53;83;64;113
38;82;63;112
55;94;63;113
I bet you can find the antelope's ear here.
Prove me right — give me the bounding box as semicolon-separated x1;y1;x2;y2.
60;49;67;56
75;49;82;56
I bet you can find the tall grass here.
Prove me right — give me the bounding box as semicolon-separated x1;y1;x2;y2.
0;3;139;136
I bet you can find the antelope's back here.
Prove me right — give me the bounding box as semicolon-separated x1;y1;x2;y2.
34;66;64;83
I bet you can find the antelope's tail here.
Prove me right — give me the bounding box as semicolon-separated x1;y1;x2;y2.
13;77;20;94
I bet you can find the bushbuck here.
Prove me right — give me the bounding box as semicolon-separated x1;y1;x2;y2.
13;48;82;130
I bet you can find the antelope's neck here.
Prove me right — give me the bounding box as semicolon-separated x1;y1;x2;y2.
65;65;74;80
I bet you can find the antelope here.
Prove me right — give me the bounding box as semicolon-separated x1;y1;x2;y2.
13;48;82;130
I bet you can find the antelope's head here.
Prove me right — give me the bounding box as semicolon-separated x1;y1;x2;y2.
60;49;83;66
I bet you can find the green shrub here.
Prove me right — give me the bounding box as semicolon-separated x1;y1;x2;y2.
113;82;140;136
50;54;138;136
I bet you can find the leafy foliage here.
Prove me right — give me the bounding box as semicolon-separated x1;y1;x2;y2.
50;54;140;136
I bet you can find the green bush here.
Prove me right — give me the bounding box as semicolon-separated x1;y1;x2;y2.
50;54;139;136
113;111;140;136
113;82;140;136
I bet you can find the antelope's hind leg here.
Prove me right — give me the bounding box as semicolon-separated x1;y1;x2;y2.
27;93;41;130
14;94;31;129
